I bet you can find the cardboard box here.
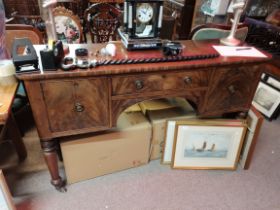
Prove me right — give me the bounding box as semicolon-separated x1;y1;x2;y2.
139;98;180;115
139;98;197;160
123;103;142;113
60;107;151;184
139;98;194;115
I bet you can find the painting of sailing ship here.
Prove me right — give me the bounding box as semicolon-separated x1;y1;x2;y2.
183;132;231;158
172;121;246;169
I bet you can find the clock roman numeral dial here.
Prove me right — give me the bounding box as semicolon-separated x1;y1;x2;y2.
136;3;153;23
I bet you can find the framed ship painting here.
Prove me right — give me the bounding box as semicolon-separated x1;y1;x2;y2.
162;119;244;165
171;120;247;170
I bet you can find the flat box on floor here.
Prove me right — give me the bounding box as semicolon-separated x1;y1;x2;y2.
60;105;151;184
139;98;197;160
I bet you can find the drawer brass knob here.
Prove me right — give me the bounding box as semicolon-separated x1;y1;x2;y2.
135;80;144;90
184;76;192;84
75;102;84;112
228;85;236;94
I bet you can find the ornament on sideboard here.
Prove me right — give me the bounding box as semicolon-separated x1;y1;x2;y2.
42;0;58;41
220;0;247;46
119;0;164;50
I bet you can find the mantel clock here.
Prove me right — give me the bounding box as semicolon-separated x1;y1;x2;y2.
119;0;163;50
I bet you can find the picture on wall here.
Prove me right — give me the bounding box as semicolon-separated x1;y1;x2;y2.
252;81;280;119
172;120;247;170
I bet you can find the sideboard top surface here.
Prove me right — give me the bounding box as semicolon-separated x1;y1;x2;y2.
17;40;271;81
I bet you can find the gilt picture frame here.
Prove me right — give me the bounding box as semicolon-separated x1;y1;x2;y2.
172;120;247;170
252;81;280;119
53;6;83;44
0;170;15;210
239;106;264;169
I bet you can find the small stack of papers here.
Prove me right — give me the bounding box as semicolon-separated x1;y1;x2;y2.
213;46;267;58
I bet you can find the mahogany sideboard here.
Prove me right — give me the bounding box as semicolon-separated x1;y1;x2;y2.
17;40;272;191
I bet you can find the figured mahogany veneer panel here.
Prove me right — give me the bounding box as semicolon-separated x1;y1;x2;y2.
111;70;210;96
41;78;110;133
200;65;261;115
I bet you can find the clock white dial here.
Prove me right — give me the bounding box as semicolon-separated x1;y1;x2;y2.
136;3;154;23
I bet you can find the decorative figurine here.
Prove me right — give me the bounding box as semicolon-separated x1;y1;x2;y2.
119;0;163;50
220;0;246;46
42;0;58;42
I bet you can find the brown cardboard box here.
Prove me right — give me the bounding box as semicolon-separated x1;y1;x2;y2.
60;107;151;184
139;98;197;160
139;98;180;115
123;103;142;113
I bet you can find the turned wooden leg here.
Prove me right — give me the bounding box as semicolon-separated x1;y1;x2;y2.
56;144;63;162
40;140;66;192
6;113;27;161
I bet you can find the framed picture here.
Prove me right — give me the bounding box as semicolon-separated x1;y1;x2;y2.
0;170;15;210
239;106;264;169
266;76;280;91
162;119;245;165
162;120;177;164
252;81;280;119
172;120;247;170
261;73;280;91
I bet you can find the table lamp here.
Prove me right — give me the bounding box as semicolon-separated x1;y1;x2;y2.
220;0;246;46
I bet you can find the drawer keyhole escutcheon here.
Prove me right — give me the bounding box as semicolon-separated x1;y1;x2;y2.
228;85;236;94
75;102;84;112
184;76;192;85
135;80;144;90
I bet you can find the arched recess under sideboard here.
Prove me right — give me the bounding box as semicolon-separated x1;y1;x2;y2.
111;93;202;127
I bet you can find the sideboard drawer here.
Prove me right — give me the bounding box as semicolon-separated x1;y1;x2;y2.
111;70;209;95
41;78;110;133
200;65;261;115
